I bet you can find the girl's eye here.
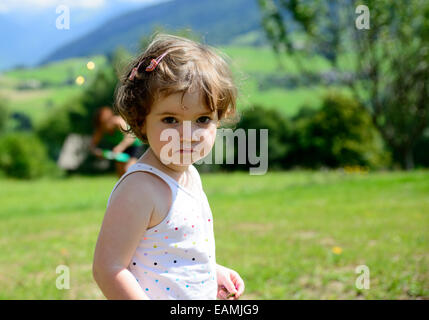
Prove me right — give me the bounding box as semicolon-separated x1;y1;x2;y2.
162;117;177;124
197;116;212;124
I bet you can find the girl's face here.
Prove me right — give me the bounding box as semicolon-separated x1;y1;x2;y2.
141;89;219;169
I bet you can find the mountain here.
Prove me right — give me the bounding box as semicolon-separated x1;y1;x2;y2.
40;0;267;65
0;0;167;71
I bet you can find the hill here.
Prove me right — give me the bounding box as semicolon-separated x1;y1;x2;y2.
40;0;268;65
2;46;342;130
0;0;166;71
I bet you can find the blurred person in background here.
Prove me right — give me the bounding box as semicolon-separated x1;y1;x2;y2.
90;106;146;177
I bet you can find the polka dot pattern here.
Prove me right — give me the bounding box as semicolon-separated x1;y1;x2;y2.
119;163;217;300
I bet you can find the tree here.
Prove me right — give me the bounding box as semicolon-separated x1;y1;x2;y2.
0;98;9;134
258;0;429;169
288;91;390;169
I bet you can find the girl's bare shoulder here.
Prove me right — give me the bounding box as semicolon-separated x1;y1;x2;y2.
109;170;172;220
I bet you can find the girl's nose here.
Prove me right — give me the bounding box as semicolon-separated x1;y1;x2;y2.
178;120;197;142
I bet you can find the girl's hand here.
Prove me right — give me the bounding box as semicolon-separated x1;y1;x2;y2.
216;264;245;300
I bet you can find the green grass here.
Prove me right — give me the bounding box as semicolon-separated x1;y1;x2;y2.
2;86;83;127
236;78;353;117
3;56;107;86
0;170;427;299
0;55;108;128
218;46;354;116
221;46;333;75
0;46;354;127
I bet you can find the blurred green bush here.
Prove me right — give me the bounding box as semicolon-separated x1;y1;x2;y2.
286;91;391;169
218;105;291;172
0;98;9;134
202;91;392;172
412;127;429;168
0;132;63;179
36;64;117;162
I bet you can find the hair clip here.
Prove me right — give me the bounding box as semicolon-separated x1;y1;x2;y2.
145;50;170;72
128;51;170;80
128;60;144;81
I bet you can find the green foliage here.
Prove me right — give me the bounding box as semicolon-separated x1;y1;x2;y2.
211;94;391;171
5;56;107;87
287;91;391;169
0;98;10;134
73;65;118;134
36;60;118;162
258;0;429;169
221;105;291;171
0;132;62;179
2;56;108;127
110;46;134;80
413;128;429;168
35;96;84;161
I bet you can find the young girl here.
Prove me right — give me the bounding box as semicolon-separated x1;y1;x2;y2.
92;33;245;300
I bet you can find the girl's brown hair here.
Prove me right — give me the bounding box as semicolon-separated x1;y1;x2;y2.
114;33;241;144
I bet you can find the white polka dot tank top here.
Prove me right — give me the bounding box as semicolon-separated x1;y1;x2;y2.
106;162;217;300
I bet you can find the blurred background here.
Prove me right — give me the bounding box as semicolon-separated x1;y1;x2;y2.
0;0;427;299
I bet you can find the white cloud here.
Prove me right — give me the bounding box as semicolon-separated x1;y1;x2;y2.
0;0;167;12
0;0;106;12
0;3;9;13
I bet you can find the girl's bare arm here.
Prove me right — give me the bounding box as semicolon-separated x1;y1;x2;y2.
92;172;156;299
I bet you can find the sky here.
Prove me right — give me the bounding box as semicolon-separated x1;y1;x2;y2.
0;0;163;13
0;0;168;71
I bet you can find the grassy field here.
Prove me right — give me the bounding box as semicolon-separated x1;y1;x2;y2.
0;169;427;299
0;46;353;128
0;55;108;128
